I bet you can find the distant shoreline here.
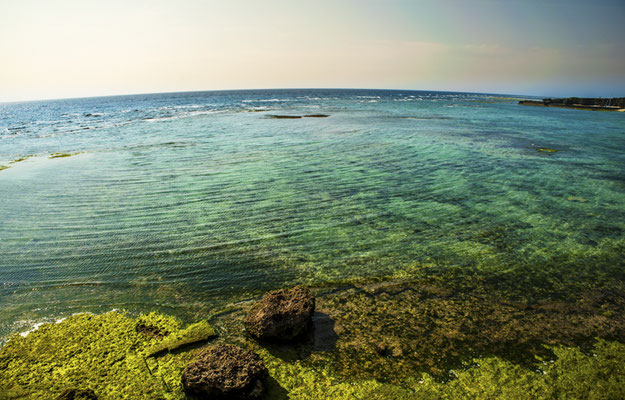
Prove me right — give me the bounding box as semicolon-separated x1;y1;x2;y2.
519;97;625;112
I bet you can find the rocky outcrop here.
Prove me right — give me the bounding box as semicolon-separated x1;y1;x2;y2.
181;344;267;399
244;286;315;341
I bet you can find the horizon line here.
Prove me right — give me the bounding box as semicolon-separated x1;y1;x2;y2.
0;87;541;105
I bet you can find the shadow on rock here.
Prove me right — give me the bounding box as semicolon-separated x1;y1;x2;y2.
311;312;339;352
258;312;339;362
262;375;289;400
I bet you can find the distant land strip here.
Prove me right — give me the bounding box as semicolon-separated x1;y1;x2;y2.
519;97;625;111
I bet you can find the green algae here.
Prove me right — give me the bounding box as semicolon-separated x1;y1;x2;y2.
49;152;81;159
306;278;625;382
0;165;8;171
252;339;625;399
0;311;216;400
535;147;558;153
9;155;34;164
1;306;624;399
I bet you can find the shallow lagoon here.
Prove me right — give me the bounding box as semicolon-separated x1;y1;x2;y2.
1;89;624;342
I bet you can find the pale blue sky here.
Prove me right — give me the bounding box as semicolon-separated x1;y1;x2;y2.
1;0;623;101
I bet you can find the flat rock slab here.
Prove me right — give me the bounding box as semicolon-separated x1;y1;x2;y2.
146;320;216;357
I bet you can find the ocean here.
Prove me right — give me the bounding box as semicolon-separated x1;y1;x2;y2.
1;89;624;341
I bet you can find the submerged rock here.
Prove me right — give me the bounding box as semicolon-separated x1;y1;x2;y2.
536;147;558;153
266;115;302;119
244;286;315;341
56;388;97;400
181;344;267;399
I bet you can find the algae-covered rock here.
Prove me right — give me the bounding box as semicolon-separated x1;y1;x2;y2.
146;320;217;357
0;311;214;399
56;388;98;399
181;344;267;399
244;286;315;341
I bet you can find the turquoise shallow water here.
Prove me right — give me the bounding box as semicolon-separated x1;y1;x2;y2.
1;89;624;339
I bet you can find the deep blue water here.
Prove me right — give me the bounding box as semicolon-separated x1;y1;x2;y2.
1;89;624;339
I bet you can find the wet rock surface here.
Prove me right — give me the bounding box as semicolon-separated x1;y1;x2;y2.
181;344;267;399
244;286;315;341
135;322;168;339
56;388;97;400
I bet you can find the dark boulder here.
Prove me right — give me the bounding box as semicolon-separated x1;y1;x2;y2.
56;388;97;400
181;344;267;399
244;286;315;341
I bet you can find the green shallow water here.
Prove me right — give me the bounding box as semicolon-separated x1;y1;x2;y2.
1;90;624;339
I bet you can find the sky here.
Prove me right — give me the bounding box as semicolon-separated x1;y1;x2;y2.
1;0;624;102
